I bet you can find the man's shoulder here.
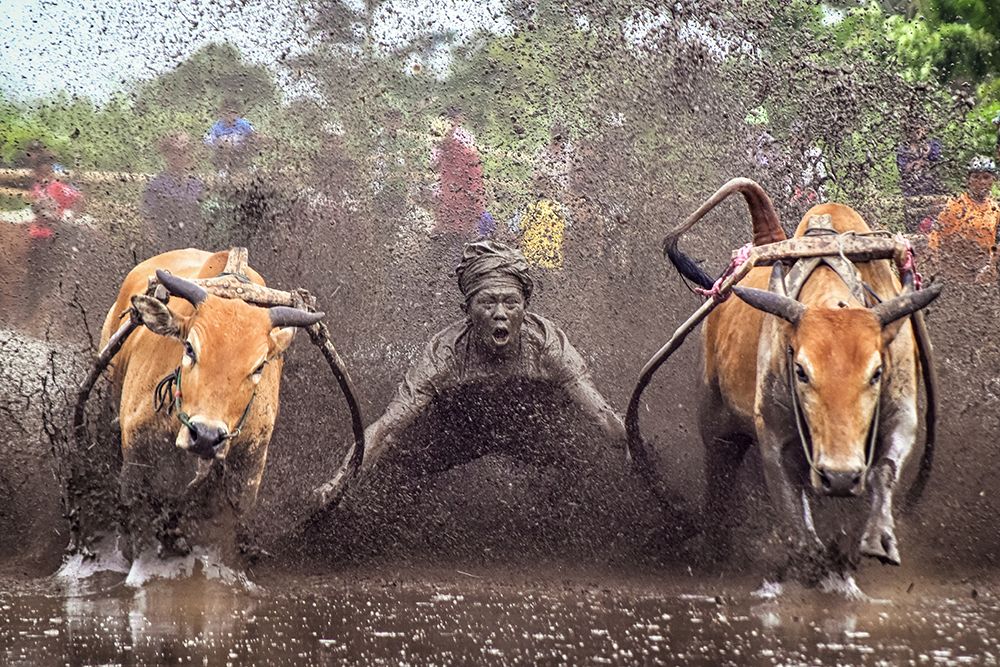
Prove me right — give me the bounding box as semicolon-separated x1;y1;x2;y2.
522;312;578;354
522;312;589;383
423;320;469;358
523;311;561;334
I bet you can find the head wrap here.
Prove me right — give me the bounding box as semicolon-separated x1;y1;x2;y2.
456;239;534;303
968;155;997;175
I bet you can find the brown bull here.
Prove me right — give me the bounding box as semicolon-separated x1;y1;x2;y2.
665;180;941;578
100;249;321;581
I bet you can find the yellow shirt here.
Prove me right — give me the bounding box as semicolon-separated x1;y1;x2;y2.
520;199;567;270
930;192;1000;254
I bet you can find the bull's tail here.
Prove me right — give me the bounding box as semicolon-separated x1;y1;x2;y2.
663;178;786;288
904;309;937;510
664;235;714;289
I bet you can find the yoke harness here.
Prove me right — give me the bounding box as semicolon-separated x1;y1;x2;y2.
154;364;258;442
151;270;259;442
779;219;884;478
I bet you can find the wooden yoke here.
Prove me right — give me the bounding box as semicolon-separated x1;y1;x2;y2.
749;233;907;268
626;232;916;515
69;248;366;554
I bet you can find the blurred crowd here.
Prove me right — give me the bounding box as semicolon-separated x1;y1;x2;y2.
5;97;1000;334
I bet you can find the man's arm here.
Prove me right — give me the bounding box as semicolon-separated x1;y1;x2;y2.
564;374;627;446
543;323;627;446
312;335;453;509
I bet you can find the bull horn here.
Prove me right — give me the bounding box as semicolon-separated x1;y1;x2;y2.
156;269;207;307
872;282;943;326
269;306;325;329
733;286;805;325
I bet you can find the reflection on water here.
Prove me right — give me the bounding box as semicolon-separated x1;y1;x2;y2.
0;572;997;665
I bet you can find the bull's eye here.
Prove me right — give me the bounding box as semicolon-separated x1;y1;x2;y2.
183;341;196;365
870;366;883;385
795;363;809;384
251;361;267;384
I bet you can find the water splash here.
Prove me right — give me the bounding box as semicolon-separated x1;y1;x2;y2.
54;532;130;580
124;547;256;590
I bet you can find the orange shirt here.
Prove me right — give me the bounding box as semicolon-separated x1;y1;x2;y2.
930;192;1000;254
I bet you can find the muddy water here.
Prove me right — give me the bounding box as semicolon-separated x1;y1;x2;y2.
0;570;996;665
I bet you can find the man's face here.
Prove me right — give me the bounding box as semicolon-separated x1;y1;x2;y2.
969;171;995;200
468;285;526;356
31;160;51;180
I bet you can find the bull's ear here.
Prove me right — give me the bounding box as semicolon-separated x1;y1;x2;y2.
266;307;323;358
733;286;805;325
268;327;296;358
876;282;943;344
131;294;184;338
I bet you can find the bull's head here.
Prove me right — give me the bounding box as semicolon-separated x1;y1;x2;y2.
734;266;942;497
130;270;323;460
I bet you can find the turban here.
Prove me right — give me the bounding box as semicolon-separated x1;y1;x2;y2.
456;240;534;303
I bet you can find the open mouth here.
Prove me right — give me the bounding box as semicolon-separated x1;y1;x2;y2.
492;327;510;344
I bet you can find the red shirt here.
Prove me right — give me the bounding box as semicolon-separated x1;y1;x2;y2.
28;179;83;239
31;179;83;216
433;128;485;234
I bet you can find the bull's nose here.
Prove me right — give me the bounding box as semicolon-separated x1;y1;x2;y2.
187;423;228;459
817;468;864;497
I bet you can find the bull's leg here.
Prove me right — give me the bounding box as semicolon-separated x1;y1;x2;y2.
758;429;828;582
703;434;750;559
859;405;915;565
860;459;900;565
118;456;153;563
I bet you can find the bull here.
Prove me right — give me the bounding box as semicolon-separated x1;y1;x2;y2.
99;249;322;584
662;180;941;582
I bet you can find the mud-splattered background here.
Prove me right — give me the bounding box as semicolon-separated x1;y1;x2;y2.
1;0;999;662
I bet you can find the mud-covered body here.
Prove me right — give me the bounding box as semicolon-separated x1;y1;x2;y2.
701;203;928;569
100;249;290;568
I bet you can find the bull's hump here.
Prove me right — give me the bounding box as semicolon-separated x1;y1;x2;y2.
794;203;870;236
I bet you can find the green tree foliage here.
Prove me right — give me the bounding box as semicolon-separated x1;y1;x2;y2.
4;0;998;237
0;43;283;172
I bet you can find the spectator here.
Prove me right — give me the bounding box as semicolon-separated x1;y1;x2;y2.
742;108;787;199
897;122;944;197
430;107;486;240
19;141;84;327
929;155;1000;283
992;112;1000;162
516;124;574;270
788;131;828;210
897;120;944;232
23;141;83;239
204;97;256;177
142;131;205;250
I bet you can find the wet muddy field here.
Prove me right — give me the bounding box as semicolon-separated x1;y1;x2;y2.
0;568;996;665
3;232;1000;664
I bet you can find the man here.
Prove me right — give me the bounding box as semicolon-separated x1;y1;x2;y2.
431;107;486;239
142;131;205;251
897;120;944;232
929;155;1000;282
203;98;255;178
204;98;255;150
19;142;85;328
317;240;626;505
23;141;83;238
518;124;574;270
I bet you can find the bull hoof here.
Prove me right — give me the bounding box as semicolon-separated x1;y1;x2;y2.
860;527;901;566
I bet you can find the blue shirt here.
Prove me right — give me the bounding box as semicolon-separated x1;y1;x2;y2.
204;117;254;146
